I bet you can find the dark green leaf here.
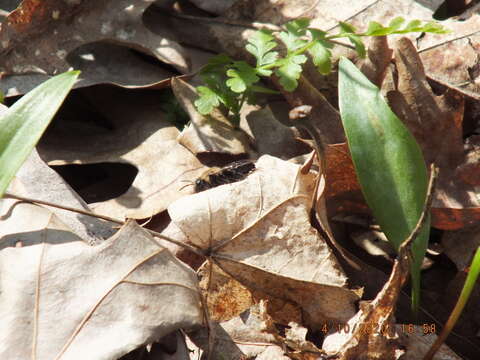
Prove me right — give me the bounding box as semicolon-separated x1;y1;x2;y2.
338;57;429;312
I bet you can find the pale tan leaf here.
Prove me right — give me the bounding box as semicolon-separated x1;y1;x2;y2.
4;149;115;245
169;155;359;329
0;221;203;360
187;301;287;360
38;86;205;219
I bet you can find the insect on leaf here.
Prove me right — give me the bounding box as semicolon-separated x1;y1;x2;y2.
338;57;430;313
0;71;79;197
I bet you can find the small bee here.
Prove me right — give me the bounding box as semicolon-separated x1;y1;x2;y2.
182;160;256;193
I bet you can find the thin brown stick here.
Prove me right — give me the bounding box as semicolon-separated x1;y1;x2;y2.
2;192;206;257
397;164;438;263
3;191;122;224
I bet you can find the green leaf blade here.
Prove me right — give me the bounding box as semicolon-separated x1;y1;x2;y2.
226;61;259;93
308;41;332;75
275;55;307;91
246;30;279;67
338;58;430;312
0;71;79;197
194;86;221;114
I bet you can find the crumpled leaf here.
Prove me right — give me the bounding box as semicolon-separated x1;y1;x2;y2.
38;86;205;219
5;149;115;245
187;300;288;360
323;232;415;360
0;0;189;95
172;78;253;156
0;220;203;360
168;155;359;329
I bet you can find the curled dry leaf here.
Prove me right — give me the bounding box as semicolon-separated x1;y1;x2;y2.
242;104;312;160
0;0;189;95
168;155;360;329
172;78;253;156
323;242;411;359
399;325;462;360
0;220;203;360
5;149;115;245
187;300;288;360
38;86;206;219
0;197;83;250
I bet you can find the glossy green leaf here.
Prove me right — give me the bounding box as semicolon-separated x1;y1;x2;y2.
338;58;429;312
0;71;79;197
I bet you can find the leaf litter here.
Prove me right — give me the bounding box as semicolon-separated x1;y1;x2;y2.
2;0;480;359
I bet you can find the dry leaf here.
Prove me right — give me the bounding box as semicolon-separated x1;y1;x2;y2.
187;300;287;360
0;220;203;360
322;247;410;359
169;155;359;329
0;0;189;95
399;324;462;360
38;86;205;219
4;149;115;245
241;104;312;160
0;198;83;250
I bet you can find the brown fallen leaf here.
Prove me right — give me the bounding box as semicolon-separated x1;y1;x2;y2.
38;86;205;219
0;220;203;360
0;0;189;94
169;155;360;329
3;149;116;245
187;300;289;360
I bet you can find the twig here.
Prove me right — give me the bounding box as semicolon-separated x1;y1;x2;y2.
397;164;438;265
2;191;206;257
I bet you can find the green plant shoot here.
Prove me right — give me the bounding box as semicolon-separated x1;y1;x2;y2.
0;71;80;197
338;57;430;313
194;17;448;124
